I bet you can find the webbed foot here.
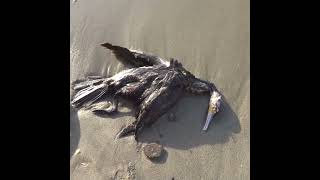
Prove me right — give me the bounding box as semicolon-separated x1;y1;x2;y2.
93;106;117;114
92;103;118;115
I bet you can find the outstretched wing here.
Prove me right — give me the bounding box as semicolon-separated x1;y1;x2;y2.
101;42;169;67
136;71;185;127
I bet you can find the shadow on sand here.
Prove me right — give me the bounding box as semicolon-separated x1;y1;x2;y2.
70;105;81;159
137;94;241;150
70;92;241;163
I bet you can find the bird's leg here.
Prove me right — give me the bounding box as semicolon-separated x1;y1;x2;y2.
134;121;145;141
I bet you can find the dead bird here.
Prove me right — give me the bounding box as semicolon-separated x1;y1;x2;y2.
71;42;222;140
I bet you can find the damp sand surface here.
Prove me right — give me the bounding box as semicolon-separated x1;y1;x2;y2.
70;0;249;179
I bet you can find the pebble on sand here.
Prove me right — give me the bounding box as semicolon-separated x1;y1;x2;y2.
143;143;163;159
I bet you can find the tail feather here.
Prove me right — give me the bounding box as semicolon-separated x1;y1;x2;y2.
71;83;107;108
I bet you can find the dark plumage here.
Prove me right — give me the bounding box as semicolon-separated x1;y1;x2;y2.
71;42;222;140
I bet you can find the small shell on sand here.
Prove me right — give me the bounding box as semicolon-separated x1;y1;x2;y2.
80;162;89;167
143;143;163;159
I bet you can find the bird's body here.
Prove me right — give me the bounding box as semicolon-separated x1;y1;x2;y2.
71;42;222;140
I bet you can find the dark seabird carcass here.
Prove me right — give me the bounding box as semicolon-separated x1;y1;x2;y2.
71;42;222;140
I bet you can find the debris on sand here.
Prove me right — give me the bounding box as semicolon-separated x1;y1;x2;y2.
111;162;136;180
80;162;89;167
127;162;136;179
74;148;81;156
136;142;143;152
143;143;163;159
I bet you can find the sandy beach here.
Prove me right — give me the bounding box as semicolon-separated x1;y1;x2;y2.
70;0;249;179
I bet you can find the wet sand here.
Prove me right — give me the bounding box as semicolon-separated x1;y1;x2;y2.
70;0;249;179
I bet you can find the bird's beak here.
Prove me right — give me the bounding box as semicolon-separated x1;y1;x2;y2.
202;91;222;131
